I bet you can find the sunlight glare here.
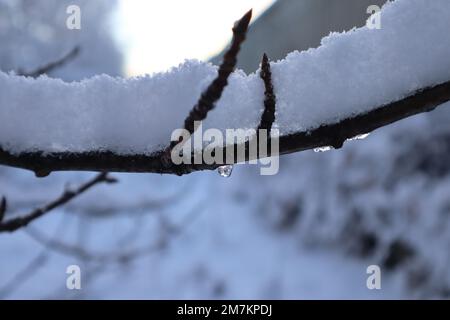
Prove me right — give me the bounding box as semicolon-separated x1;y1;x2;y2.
116;0;275;76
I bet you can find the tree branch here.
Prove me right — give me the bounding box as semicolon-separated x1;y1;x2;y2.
1;79;450;176
17;46;81;78
0;172;117;233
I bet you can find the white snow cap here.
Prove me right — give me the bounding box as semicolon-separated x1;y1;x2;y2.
1;0;450;155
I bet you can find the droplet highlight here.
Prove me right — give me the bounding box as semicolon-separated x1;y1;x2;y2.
349;133;371;141
218;165;233;178
313;146;333;153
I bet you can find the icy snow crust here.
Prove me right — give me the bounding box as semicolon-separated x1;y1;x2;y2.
1;0;450;155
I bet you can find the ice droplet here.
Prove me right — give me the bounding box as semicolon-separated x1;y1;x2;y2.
313;146;333;153
349;133;371;141
218;165;233;178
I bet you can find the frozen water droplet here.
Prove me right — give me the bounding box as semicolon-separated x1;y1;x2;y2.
349;133;371;141
218;165;233;178
313;146;333;153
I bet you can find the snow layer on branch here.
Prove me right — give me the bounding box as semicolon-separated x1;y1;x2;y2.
1;0;450;155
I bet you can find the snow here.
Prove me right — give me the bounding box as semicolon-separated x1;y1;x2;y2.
2;0;450;154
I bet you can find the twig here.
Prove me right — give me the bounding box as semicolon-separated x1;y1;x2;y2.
23;202;204;263
257;53;277;155
18;47;80;78
163;10;252;169
0;172;117;233
0;251;48;298
258;53;276;133
0;197;6;222
0;212;69;298
181;10;252;136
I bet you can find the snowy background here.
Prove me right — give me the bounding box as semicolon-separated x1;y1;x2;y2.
1;0;450;299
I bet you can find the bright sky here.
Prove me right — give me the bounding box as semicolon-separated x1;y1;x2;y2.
115;0;275;76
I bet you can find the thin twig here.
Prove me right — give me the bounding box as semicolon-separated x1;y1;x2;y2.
0;197;6;222
181;10;252;136
23;202;205;263
0;172;117;233
0;212;69;298
0;251;48;298
162;10;252;169
257;53;277;156
258;53;276;133
18;47;81;78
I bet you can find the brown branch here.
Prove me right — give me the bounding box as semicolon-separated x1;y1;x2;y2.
0;172;117;233
18;46;80;78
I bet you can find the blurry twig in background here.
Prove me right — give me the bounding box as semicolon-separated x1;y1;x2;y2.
0;172;117;233
17;46;81;78
23;202;205;263
0;212;69;299
0;251;48;299
0;196;6;222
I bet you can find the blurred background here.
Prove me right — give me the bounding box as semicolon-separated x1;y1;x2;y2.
1;0;450;299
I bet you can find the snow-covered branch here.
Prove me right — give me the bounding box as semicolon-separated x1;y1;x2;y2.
0;0;450;177
1;79;449;177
